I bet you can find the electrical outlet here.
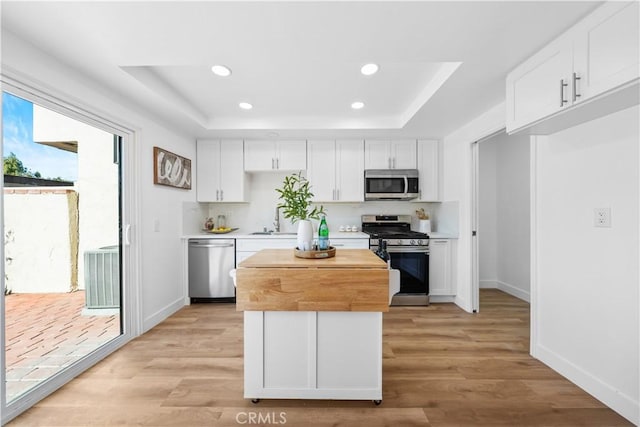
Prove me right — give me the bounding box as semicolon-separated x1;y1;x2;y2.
594;208;611;228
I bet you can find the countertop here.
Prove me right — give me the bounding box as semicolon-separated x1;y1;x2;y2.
236;249;389;312
182;230;370;240
183;230;457;240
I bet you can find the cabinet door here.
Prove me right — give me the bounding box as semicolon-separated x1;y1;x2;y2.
336;139;364;202
219;140;246;202
416;140;439;202
364;140;391;169
306;140;336;202
196;140;221;202
390;140;417;169
506;38;573;133
574;1;639;101
244;140;276;171
277;140;307;171
429;240;451;295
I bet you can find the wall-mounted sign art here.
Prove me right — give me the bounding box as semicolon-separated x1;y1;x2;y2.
153;146;192;190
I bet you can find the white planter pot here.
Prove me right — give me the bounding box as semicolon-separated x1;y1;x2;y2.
297;220;314;250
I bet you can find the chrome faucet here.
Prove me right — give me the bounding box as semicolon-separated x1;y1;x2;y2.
273;206;280;232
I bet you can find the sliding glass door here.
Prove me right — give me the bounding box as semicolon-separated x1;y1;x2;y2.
1;85;136;423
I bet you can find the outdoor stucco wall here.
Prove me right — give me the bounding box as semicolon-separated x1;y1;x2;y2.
4;189;77;293
33;105;119;290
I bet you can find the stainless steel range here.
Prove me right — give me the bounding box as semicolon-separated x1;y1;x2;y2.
361;215;430;306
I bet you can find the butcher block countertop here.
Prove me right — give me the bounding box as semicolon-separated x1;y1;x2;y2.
236;249;389;312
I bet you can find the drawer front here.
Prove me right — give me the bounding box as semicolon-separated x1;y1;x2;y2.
331;238;369;249
236;238;297;252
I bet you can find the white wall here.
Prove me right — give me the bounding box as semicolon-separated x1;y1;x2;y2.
33;105;119;290
479;131;530;301
2;30;197;333
479;140;498;287
495;132;530;301
3;190;75;293
533;105;639;424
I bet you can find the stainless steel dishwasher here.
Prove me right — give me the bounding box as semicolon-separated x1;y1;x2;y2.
188;239;236;301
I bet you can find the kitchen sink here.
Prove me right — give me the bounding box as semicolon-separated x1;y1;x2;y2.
250;231;297;235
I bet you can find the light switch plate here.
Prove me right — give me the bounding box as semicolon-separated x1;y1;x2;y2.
594;208;611;228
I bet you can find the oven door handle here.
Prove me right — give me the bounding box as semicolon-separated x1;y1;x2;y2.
404;176;408;195
387;247;429;254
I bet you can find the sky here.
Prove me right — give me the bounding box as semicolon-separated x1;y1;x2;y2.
2;92;78;181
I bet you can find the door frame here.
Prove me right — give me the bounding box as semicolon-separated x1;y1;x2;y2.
0;72;142;424
470;128;505;313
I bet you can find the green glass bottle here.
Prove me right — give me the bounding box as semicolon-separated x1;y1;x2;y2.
318;216;329;250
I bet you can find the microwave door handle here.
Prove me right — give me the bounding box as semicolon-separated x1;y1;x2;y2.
404;176;408;195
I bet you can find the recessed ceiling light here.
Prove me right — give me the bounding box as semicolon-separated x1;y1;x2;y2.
239;102;253;110
351;101;365;110
360;63;379;76
211;65;232;77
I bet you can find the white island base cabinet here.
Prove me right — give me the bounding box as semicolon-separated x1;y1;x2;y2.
244;310;382;401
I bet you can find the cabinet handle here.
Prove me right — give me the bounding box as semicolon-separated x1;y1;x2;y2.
572;72;581;103
220;189;224;201
216;189;219;201
271;158;275;169
276;158;279;169
560;79;568;107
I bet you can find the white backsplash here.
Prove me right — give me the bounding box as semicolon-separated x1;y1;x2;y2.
190;172;456;234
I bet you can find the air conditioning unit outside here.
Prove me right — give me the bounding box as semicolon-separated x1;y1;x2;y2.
84;245;120;309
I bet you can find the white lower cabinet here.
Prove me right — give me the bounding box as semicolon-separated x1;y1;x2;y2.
429;239;455;296
236;238;296;266
244;310;382;400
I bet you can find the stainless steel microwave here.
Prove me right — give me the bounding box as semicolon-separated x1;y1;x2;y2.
364;169;420;201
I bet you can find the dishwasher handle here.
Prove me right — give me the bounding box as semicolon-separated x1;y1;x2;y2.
189;241;234;248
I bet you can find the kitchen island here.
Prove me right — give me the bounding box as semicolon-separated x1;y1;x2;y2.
236;249;388;403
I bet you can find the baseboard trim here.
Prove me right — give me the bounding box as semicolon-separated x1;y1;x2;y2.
496;280;530;302
535;344;638;425
143;297;185;333
480;279;498;289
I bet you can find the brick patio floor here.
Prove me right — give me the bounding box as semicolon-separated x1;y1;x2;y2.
4;291;120;402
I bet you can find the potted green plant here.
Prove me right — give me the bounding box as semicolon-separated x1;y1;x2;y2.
276;171;325;250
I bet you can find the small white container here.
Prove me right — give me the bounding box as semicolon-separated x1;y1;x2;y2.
345;225;352;232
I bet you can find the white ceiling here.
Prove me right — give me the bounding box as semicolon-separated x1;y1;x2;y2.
1;1;601;140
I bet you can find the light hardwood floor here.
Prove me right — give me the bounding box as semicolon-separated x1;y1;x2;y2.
8;290;632;426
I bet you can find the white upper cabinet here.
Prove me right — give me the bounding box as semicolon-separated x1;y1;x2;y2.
244;140;307;172
416;140;440;202
573;1;640;100
364;140;416;169
306;140;336;202
307;139;364;202
506;38;573;131
506;1;639;134
196;139;246;202
335;140;365;202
